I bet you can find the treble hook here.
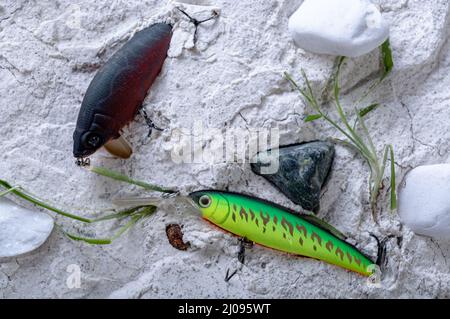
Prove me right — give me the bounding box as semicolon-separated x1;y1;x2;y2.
370;233;394;267
224;237;253;282
176;7;219;43
75;157;91;167
140;109;164;137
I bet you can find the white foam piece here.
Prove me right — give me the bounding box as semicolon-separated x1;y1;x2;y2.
399;164;450;240
288;0;390;57
0;197;54;258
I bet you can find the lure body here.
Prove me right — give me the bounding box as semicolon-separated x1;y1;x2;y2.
73;23;173;159
190;191;374;276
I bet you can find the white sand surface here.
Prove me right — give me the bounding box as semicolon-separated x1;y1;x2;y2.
1;0;450;298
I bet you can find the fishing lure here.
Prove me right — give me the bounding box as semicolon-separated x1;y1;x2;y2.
73;23;172;164
189;191;376;276
73;10;218;165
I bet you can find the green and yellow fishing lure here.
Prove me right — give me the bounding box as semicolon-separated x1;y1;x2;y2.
190;191;375;276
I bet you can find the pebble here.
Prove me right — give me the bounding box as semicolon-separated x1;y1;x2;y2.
399;164;450;240
251;141;335;212
288;0;390;57
0;197;54;258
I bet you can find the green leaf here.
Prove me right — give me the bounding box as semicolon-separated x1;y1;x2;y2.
65;232;112;245
381;40;394;79
285;72;311;103
390;145;397;211
91;206;144;223
359;104;379;118
63;211;151;245
304;114;323;122
354;42;393;106
89;166;174;193
333;56;346;98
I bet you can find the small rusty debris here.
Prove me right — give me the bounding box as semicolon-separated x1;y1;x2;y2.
71;62;102;73
165;224;190;251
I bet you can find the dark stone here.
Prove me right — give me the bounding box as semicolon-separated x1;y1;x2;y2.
251;141;335;212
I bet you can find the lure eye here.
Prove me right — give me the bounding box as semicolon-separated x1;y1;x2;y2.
199;195;212;208
82;132;103;149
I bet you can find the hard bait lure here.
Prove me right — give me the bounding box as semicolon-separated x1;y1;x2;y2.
190;191;375;276
73;10;218;165
73;23;173;163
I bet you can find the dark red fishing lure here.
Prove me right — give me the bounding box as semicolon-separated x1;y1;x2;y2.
73;23;172;162
73;10;218;165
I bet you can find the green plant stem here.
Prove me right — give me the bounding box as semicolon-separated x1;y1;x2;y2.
286;73;363;150
285;56;397;216
355;40;394;107
63;206;157;245
91;206;144;223
88;166;175;194
1;172;163;245
389;145;397;210
286;72;375;165
0;179;151;224
0;179;92;223
0;186;18;198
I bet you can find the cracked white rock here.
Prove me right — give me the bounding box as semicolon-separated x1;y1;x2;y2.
399;164;450;240
0;197;54;258
288;0;390;57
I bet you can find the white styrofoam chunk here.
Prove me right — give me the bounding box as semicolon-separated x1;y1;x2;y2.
399;164;450;240
288;0;389;57
0;197;54;258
